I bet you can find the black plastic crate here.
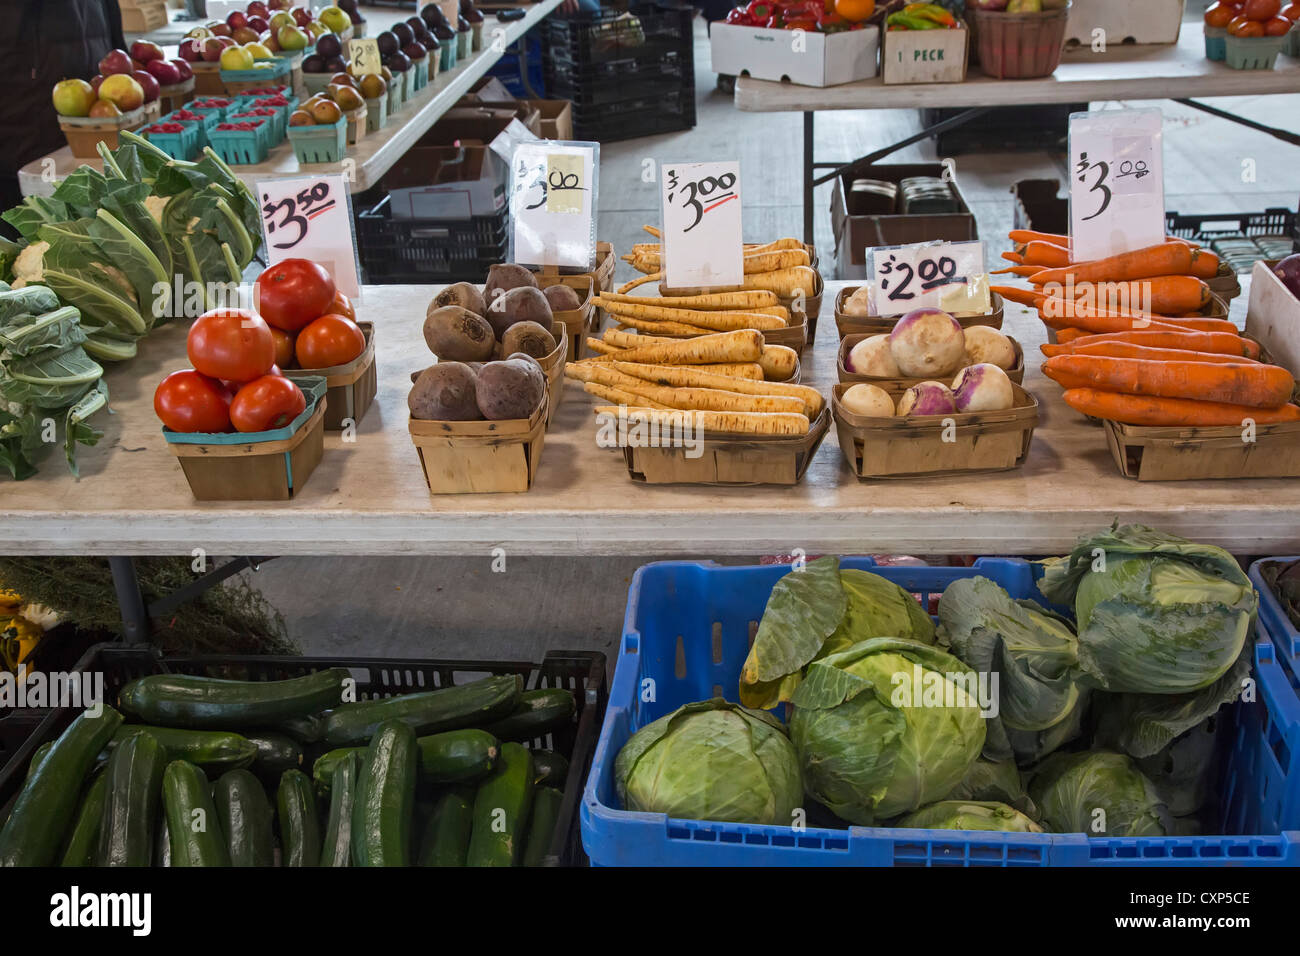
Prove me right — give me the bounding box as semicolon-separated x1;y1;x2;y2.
573;102;696;142
1165;207;1298;244
922;104;1085;155
0;643;608;867
544;3;695;67
551;67;693;109
356;194;509;285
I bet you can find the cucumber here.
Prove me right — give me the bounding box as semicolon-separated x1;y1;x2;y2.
319;751;362;867
277;769;321;867
418;789;474;867
243;731;303;783
25;742;52;781
154;813;170;867
97;731;167;867
352;719;417;866
0;706;124;866
120;668;351;729
484;688;576;743
522;787;564;867
162;759;230;866
466;742;534;867
312;746;362;793
322;674;522;747
418;730;499;784
214;770;274;867
110;725;258;776
59;773;108;867
530;750;569;788
279;714;326;744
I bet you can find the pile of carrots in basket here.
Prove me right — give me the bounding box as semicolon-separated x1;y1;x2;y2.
991;229;1299;427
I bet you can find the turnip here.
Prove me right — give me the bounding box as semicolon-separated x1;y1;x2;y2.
842;286;875;317
952;363;1015;412
846;334;900;377
840;384;895;418
897;381;956;417
889;308;965;377
961;326;1016;370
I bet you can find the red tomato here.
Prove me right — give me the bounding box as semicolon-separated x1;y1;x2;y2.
229;375;307;433
1243;0;1280;17
1229;14;1265;32
153;370;233;433
1264;13;1294;31
1204;1;1238;26
1284;3;1300;19
326;290;356;321
295;314;365;369
186;309;275;384
254;259;336;332
270;326;296;369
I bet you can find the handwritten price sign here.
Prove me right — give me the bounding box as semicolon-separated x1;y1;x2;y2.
509;141;598;269
257;174;361;298
1069;108;1165;262
871;241;986;316
660;161;742;289
349;38;382;78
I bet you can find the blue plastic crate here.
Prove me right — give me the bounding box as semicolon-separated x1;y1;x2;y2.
207;119;271;164
582;557;1300;867
1251;558;1300;673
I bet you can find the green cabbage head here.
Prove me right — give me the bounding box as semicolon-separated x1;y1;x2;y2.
789;637;986;824
900;800;1043;833
615;698;802;826
1028;750;1172;837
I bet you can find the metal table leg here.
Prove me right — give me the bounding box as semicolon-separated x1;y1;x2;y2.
803;111;815;246
108;557;147;643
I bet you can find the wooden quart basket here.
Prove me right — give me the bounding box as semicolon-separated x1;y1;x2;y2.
536;322;569;428
833;381;1038;479
163;377;327;501
615;405;831;486
835;288;1006;339
409;395;548;495
837;333;1025;386
284;322;377;431
1102;413;1300;481
534;242;616;333
532;275;595;361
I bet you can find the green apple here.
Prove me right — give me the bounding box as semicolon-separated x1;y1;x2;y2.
306;21;329;39
318;5;352;33
245;42;274;59
269;11;294;32
52;78;96;116
277;24;309;51
220;45;257;70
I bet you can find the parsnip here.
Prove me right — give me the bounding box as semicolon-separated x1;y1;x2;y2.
598;290;780;310
612;315;715;335
758;344;799;382
660;265;819;298
593;405;809;437
583;383;674;410
609;362;824;417
599;301;786;331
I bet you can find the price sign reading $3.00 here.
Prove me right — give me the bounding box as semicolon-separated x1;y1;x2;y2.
509;142;598;270
660;161;742;289
257;174;361;298
871;241;986;317
1068;107;1165;262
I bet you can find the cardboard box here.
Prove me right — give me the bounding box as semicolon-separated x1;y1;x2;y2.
456;97;573;140
709;24;880;87
382;109;536;219
1065;0;1185;47
881;24;968;85
454;98;543;136
1011;178;1068;236
830;162;978;279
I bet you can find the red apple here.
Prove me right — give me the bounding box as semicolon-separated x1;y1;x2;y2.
232;26;259;43
170;57;194;81
146;58;183;85
227;11;249;30
269;0;291;8
89;73;105;96
132;69;161;103
248;0;270;16
98;48;134;76
99;73;144;111
201;37;227;62
178;38;204;62
248;15;269;32
218;36;237;48
207;20;233;37
292;7;313;27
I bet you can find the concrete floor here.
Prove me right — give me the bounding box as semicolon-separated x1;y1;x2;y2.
253;5;1299;662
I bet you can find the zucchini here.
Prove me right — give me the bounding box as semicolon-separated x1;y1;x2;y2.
352;719;417;866
418;789;474;867
25;741;52;781
277;769;321;867
163;759;230;866
322;674;522;747
59;772;108;867
530;750;570;788
243;731;303;783
279;714;326;744
484;688;576;743
312;746;362;794
522;787;564;867
120;668;351;729
319;751;362;866
213;770;274;867
97;731;167;867
418;729;499;784
0;706;124;866
466;742;534;867
110;725;258;776
154;813;170;867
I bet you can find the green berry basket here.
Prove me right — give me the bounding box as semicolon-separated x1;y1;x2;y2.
229;109;283;145
220;59;291;95
1285;25;1300;57
440;42;457;73
1225;33;1287;69
1204;24;1227;61
412;54;429;91
457;28;470;60
208;118;273;164
364;94;387;133
303;71;333;95
287;115;347;164
142;121;202;160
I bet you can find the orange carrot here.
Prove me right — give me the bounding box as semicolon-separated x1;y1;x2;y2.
1058;330;1258;358
1054;328;1089;344
1042;355;1294;407
1027;242;1208;286
1143;317;1239;335
1042;342;1260;365
1037;310;1184;335
1039;276;1211;314
1009;229;1069;246
1062;388;1300;427
1001;251;1025;264
1189;249;1222;280
991;265;1044;277
990;285;1047;308
1020;241;1072;268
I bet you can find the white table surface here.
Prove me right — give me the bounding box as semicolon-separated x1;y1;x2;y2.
4;278;1300;558
18;0;562;199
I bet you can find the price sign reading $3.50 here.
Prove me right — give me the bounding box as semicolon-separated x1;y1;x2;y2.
1068;107;1165;262
257;174;361;298
660;161;742;289
871;241;985;317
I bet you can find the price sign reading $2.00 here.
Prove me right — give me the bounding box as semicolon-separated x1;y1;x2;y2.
509;142;598;270
348;38;382;78
1068;107;1165;262
871;241;986;316
660;161;742;289
257;174;361;298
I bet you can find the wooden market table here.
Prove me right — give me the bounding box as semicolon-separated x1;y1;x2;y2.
733;22;1300;244
16;0;563;199
4;279;1300;563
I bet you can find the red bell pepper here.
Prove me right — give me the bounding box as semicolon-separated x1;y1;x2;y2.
817;10;850;31
745;0;776;21
725;6;754;24
784;15;817;28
